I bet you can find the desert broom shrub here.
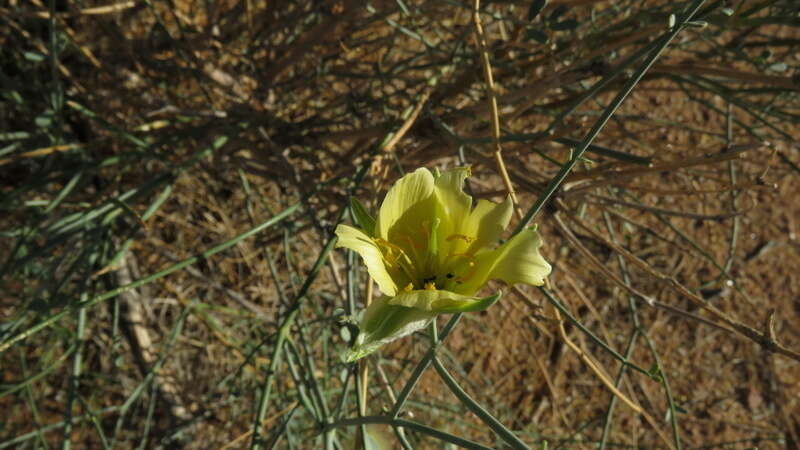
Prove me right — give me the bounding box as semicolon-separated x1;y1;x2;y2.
1;0;800;448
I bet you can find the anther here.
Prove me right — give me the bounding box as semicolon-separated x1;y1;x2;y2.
398;234;424;251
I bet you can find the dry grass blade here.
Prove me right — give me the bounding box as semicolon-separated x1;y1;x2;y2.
472;0;521;218
564;207;800;363
1;0;799;447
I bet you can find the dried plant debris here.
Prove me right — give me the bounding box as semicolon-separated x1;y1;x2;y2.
1;0;799;448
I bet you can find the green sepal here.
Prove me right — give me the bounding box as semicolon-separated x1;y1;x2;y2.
387;289;502;313
350;197;376;236
434;291;502;313
342;290;502;362
342;298;436;363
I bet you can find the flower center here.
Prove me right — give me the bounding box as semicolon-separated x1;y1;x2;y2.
373;237;417;283
375;225;480;292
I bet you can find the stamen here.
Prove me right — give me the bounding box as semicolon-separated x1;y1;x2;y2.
397;233;424;251
374;237;418;281
375;238;408;253
420;221;432;243
404;283;414;292
424;282;437;291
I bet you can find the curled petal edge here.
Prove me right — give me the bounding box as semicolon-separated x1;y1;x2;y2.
334;224;398;296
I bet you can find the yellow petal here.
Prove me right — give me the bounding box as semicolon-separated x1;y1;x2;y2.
433;167;472;244
375;168;436;241
335;224;398;296
463;196;513;255
456;227;551;294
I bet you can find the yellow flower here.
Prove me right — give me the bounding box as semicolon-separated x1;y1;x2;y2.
336;167;551;361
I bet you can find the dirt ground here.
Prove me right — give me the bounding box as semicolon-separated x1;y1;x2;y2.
1;0;799;448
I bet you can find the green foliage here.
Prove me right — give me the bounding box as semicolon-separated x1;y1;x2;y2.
349;197;376;237
1;0;799;448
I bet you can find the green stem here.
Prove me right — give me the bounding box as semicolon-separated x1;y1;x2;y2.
0;203;300;355
61;305;86;450
250;158;376;448
326;416;493;450
514;0;708;232
0;344;76;398
250;236;338;449
0;407;122;449
109;306;190;448
390;313;462;418
598;330;639;450
642;332;683;450
538;287;653;378
432;357;529;450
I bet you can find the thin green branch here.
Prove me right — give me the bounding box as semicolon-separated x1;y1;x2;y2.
250;160;375;449
432;356;529;450
515;0;709;231
390;313;462;418
0;203;300;355
538;287;654;379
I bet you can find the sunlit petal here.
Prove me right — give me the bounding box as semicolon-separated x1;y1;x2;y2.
457;228;551;294
433;167;472;245
376;168;436;241
335;224;398;296
464;196;513;255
